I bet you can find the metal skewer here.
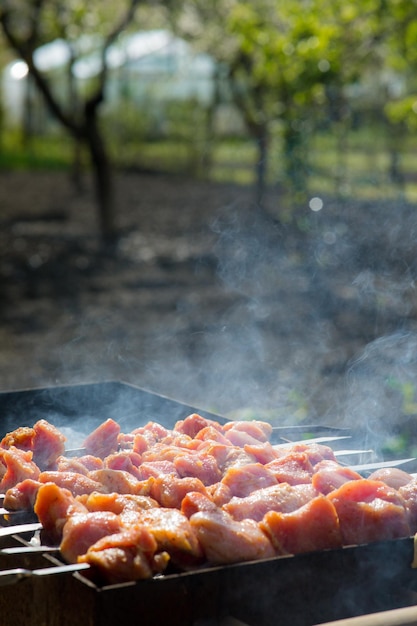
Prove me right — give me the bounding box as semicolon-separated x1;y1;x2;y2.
0;522;42;538
0;562;90;586
348;458;416;472
1;545;57;555
274;435;352;448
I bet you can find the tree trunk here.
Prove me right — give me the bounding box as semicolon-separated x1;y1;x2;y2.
282;121;308;202
254;126;269;207
84;104;116;247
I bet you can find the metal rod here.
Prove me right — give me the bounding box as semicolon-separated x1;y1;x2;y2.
315;604;417;626
333;449;374;458
0;562;90;586
274;435;352;448
348;458;416;472
0;522;42;538
1;545;57;555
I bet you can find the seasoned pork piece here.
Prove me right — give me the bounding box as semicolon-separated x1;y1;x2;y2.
83;419;120;458
223;483;318;522
56;454;103;474
160;431;199;450
4;478;42;511
204;443;256;472
0;420;66;470
1;426;34;452
132;433;149;455
398;480;417;533
261;495;343;555
223;420;273;442
327;479;411;545
224;429;268;448
131;421;169;446
32;419;66;469
181;491;218;517
39;471;107;496
0;446;40;491
79;526;168;583
104;450;143;480
265;451;314;485
34;482;88;544
88;469;152;495
80;491;158;514
60;511;123;563
140;443;187;464
243;441;279;464
312;460;362;495
174;413;222;438
150;474;208;508
221;463;277;498
174;451;221;486
117;432;135;450
193;426;230;445
189;505;275;564
286;443;338;466
205;481;233;506
369;467;414;490
135;460;178;480
132;506;204;568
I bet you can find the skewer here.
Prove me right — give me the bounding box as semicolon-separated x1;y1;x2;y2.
64;447;87;457
1;545;57;555
0;522;42;538
0;562;90;586
274;435;352;448
64;436;354;456
0;508;19;516
271;425;350;434
333;449;374;458
348;458;416;472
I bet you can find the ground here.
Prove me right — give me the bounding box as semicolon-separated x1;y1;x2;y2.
1;169;417;438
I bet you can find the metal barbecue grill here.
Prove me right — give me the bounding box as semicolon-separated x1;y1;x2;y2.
1;381;417;626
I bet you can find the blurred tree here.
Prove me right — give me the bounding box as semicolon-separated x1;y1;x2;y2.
0;0;141;245
170;0;390;211
382;0;417;190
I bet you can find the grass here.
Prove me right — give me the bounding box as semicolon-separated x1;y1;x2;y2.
1;125;417;201
0;129;75;170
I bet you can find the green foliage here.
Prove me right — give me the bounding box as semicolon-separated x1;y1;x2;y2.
385;96;417;130
4;0;417;211
0;128;74;169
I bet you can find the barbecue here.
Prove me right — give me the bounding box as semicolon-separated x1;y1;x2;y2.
1;381;417;626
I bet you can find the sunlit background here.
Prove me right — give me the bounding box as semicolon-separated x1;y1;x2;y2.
1;0;417;457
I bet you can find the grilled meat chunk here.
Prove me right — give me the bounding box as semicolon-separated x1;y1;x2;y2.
327;479;410;545
261;494;343;555
83;419;120;459
79;526;168;584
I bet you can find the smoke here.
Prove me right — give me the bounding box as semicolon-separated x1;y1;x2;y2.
339;330;417;452
14;187;417;441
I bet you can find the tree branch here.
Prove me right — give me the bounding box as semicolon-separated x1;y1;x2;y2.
0;2;82;137
88;0;141;114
